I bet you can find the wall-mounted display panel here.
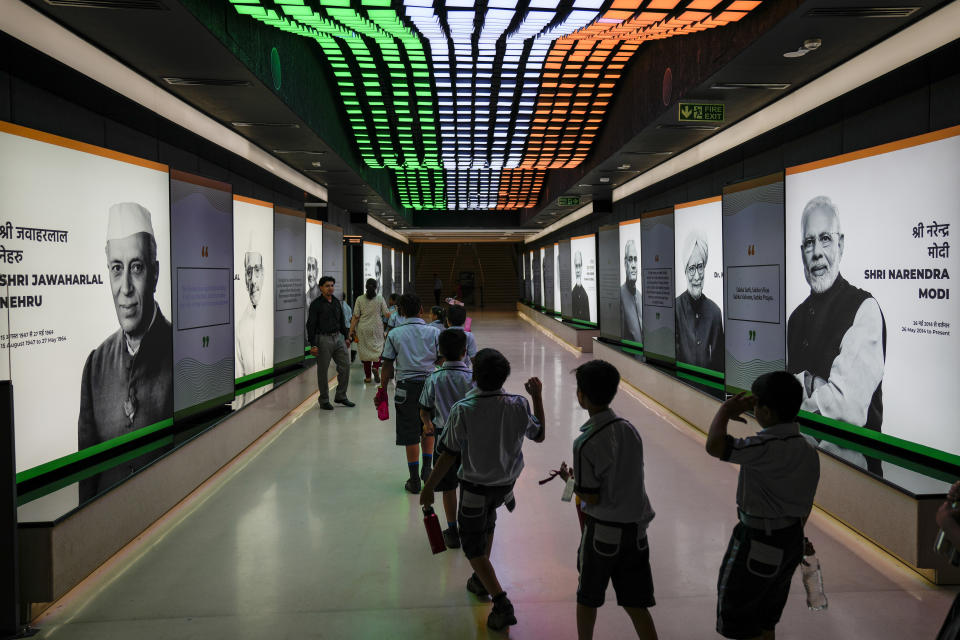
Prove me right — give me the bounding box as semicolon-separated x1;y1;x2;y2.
533;248;542;307
543;245;555;314
305;219;323;309
641;209;675;362
392;248;401;300
559;240;572;318
383;246;393;300
170;171;234;419
722;175;785;396
619;219;643;347
569;234;597;324
406;252;413;295
553;243;560;314
363;241;383;297
539;247;547;309
234;195;274;383
598;225;621;339
323;223;343;300
786;126;960;464
274;207;305;369
0;122;173;484
675;196;724;377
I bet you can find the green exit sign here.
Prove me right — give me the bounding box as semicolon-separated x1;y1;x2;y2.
558;196;581;207
678;103;724;122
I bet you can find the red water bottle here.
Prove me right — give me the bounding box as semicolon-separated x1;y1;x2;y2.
423;506;447;554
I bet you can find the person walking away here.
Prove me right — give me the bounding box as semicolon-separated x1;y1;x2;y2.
420;348;545;631
306;276;355;410
557;360;658;640
434;273;443;306
350;278;389;383
419;329;474;549
445;304;477;367
380;293;441;492
705;371;820;640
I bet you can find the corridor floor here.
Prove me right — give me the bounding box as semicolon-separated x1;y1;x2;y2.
32;312;958;639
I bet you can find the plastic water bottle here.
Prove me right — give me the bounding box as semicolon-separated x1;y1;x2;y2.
800;538;828;611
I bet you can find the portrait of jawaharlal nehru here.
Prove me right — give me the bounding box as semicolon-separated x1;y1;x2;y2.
78;202;173;454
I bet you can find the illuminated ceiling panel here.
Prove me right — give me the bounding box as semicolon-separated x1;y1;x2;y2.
228;0;760;211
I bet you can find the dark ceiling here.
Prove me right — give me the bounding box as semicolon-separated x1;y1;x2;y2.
17;0;953;231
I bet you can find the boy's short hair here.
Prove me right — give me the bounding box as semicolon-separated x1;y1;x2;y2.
398;293;421;318
431;305;445;322
446;305;467;327
473;348;510;391
388;293;399;305
438;328;468;361
751;371;803;423
574;360;620;406
319;276;335;287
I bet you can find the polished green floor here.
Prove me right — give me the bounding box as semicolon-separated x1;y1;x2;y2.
32;312;957;639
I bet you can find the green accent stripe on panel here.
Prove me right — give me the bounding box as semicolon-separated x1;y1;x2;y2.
800;411;960;468
676;361;722;379
677;371;725;391
275;355;305;370
17;436;175;506
16;417;175;483
235;367;275;385
622;339;643;349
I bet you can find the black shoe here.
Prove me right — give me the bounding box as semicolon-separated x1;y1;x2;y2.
404;478;421;494
335;398;355;407
318;401;334;410
442;527;461;549
487;595;517;631
466;573;489;597
373;368;381;383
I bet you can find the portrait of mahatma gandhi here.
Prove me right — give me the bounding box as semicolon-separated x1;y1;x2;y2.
620;239;642;343
245;251;264;308
674;230;723;372
78;202;173;499
787;195;886;475
374;256;382;294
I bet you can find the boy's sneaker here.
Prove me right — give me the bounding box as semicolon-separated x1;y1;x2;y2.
466;573;488;597
404;478;421;494
486;594;517;631
442;527;461;549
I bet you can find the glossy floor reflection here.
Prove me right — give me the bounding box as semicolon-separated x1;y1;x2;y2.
33;312;958;639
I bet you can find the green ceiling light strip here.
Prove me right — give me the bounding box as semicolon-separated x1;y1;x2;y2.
228;0;446;209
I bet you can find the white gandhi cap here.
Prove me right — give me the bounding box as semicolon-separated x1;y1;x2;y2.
107;202;155;241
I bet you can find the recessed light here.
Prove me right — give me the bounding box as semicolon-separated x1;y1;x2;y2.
616;164;631;170
272;150;326;155
622;150;673;156
311;161;323;168
231;122;300;128
711;82;791;90
599;177;610;183
657;124;720;131
163;77;252;87
783;38;822;58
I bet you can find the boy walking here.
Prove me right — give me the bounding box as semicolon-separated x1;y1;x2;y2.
420;348;545;631
419;329;474;549
705;370;820;640
380;293;441;493
558;360;659;640
444;304;478;366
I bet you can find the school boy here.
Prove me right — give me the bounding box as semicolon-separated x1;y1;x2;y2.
444;304;477;366
420;348;545;631
419;329;474;549
705;370;820;640
380;293;441;493
557;360;659;640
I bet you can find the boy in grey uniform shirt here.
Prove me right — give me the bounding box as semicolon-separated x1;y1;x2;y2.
380;293;441;493
419;329;474;549
558;360;659;640
445;305;477;366
421;348;545;631
706;370;820;640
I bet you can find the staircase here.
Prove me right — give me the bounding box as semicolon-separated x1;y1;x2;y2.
413;242;521;310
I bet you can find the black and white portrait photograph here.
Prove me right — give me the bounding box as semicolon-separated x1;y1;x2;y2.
234;198;274;380
619;220;643;344
674;198;724;373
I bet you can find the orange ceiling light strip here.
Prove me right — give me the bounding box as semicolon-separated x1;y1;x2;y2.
517;0;759;177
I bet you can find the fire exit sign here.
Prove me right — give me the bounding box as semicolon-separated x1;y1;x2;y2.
678;103;724;122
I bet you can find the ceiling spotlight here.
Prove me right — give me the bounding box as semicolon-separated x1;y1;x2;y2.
599;177;610;183
783;38;822;58
311;161;323;168
616;164;631;170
